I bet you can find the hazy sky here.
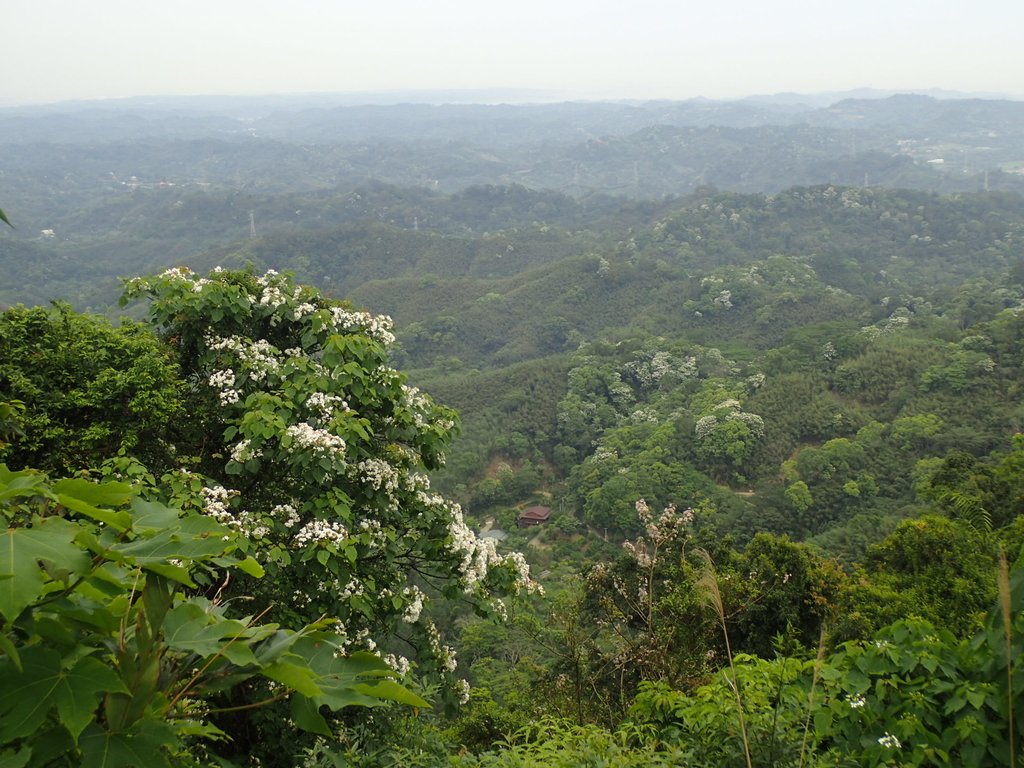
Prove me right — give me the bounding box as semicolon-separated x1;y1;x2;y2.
3;0;1023;105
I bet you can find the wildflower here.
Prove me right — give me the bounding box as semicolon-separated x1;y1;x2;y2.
877;733;901;749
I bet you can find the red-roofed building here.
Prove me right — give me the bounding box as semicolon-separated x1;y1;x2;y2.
517;506;551;528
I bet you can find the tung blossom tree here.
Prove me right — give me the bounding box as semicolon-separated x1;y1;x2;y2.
123;267;540;705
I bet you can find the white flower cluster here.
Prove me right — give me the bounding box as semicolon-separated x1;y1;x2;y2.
259;285;287;308
447;506;542;597
201;485;237;526
285;423;347;458
159;266;195;281
401;384;433;428
454;678;471;704
330;306;396;345
624;500;694;568
695;415;719;440
425;621;458;672
356;458;401;497
208;369;240;406
448;507;502;591
402;586;426;624
306;391;347;420
293;519;348;547
255;268;279;286
848;694;866;709
329;621;378;653
505;551;543;595
356;519;388;548
230;438;262;463
254;270;303;314
329;618;378;655
695;401;765;440
205;334;281;382
416;490;448;509
629;407;659;424
272;502;301;528
729;410;766;438
338;578;365;599
404;471;431;493
384;654;412;677
236;510;270;540
877;733;901;749
861;310;912;340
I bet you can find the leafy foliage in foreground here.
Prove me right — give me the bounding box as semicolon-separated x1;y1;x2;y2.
0;465;425;767
454;565;1024;768
0;304;182;474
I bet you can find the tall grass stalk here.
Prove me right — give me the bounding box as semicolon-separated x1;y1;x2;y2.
798;625;828;768
998;551;1016;768
696;548;753;768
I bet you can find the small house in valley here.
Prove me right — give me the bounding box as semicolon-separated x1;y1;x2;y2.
517;506;551;528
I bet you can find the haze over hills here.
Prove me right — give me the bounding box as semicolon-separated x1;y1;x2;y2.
5;83;1024;766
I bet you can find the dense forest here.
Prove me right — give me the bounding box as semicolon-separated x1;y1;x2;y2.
2;94;1024;767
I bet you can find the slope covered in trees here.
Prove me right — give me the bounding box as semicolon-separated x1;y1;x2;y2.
3;94;1024;765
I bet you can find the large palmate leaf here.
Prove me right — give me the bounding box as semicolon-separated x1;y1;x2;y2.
127;497;181;534
162;601;259;666
108;514;231;567
0;648;127;743
0;747;31;768
0;517;90;622
78;720;176;768
282;637;428;732
52;478;135;531
0;465;49;509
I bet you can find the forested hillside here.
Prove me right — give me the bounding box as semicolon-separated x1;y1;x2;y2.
2;95;1024;766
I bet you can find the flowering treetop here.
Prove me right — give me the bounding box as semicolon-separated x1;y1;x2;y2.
123;266;540;702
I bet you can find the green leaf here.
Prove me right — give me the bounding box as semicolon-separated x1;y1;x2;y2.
140;562;194;587
353;679;429;708
162;601;257;666
52;478;135;509
109;515;231;566
52;478;135;531
233;556;265;578
285;639;422;711
0;517;91;623
0;748;31;768
291;695;331;736
0;632;22;671
55;493;131;532
0;466;48;506
0;208;12;228
128;498;181;533
56;657;130;742
262;658;322;697
812;708;832;736
78;720;175;768
0;648;127;743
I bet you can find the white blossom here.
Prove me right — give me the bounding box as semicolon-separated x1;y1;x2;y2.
877;733;901;749
293;519;348;547
230;438;261;464
285;423;346;458
201;485;237;526
329;306;396;345
402;586;426;624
